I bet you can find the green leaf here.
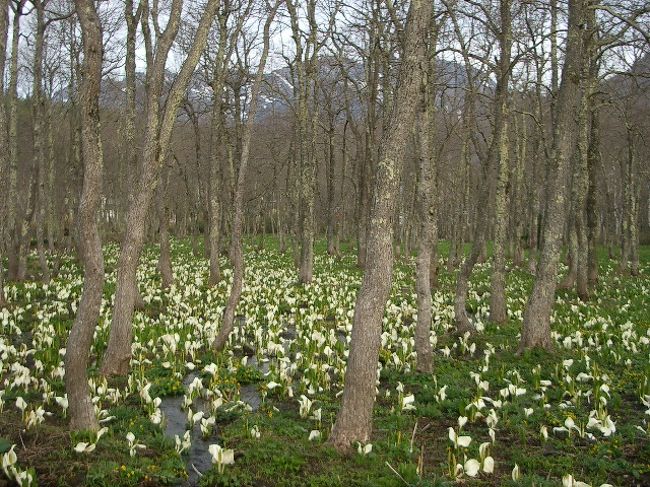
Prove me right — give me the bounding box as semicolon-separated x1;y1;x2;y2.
0;437;13;454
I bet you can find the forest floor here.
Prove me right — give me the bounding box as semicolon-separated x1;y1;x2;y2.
0;239;649;487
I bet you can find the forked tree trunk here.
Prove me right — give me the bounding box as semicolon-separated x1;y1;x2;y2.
519;0;589;352
65;0;104;431
286;0;319;284
328;0;429;451
101;0;220;376
212;2;278;352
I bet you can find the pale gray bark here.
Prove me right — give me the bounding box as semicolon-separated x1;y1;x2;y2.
212;0;279;352
101;0;220;376
6;1;22;281
415;14;439;374
0;0;7;305
32;0;51;284
488;0;513;324
65;0;104;431
519;0;590;352
328;0;430;451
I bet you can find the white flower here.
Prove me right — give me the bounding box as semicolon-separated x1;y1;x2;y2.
483;456;494;474
15;397;27;413
464;458;480;477
126;432;145;457
308;430;321;441
401;394;416;411
298;395;313;418
512;463;521;481
448;427;471;448
209;443;234;473
356;442;372;455
565;417;576;430
562;474;592;487
55;396;68;411
2;445;17;476
73;442;96;454
540;425;548;441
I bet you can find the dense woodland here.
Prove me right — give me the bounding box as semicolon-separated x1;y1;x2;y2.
0;0;649;486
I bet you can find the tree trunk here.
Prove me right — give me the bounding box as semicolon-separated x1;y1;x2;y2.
208;10;231;287
488;0;513;324
6;1;21;282
519;0;589;352
32;0;50;284
121;0;140;234
65;0;104;431
625;127;640;276
415;16;438;373
0;0;8;305
328;0;429;451
586;104;600;285
157;168;173;289
414;73;436;373
101;0;220;376
326;123;337;255
213;3;278;352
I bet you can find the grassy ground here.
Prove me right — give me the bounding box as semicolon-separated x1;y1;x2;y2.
0;238;648;487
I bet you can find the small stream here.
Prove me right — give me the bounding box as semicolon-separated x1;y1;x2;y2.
158;319;324;485
160;351;267;484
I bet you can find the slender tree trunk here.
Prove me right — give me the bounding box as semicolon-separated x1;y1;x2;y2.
157;168;173;289
6;1;22;281
519;0;589;352
625;127;640;276
328;0;429;451
0;0;8;304
213;4;277;351
101;0;220;376
121;0;140;234
326;123;336;255
32;0;50;284
65;0;104;431
208;10;231;286
488;0;513;324
586;105;600;285
414;62;436;373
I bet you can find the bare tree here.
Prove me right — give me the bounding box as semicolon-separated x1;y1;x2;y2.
328;0;430;451
64;0;105;431
0;0;8;305
414;6;440;374
519;0;591;352
101;0;221;376
213;0;281;351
